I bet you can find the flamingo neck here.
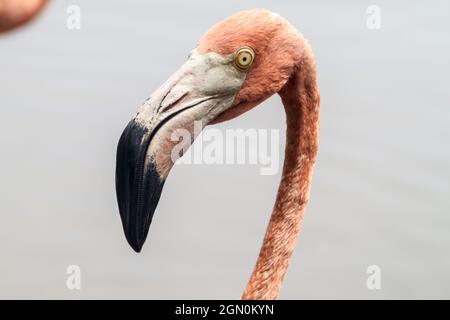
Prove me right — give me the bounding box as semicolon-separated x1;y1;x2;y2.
242;43;320;300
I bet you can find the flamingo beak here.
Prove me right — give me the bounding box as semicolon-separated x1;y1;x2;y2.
115;49;247;252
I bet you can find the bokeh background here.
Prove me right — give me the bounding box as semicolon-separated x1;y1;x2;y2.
0;0;449;299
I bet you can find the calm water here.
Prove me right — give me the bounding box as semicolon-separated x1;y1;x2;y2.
0;0;449;298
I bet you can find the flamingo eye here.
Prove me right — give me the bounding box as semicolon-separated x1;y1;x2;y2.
234;47;255;70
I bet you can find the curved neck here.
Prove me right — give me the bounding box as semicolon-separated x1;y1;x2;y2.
242;44;320;300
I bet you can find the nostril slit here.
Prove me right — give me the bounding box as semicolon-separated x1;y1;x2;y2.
159;90;189;113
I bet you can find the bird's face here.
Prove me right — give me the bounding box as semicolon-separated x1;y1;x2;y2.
116;9;303;252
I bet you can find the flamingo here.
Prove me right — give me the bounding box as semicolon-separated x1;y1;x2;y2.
0;0;46;33
116;9;320;300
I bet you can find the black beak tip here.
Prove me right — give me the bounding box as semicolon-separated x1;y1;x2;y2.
115;119;166;253
127;238;144;253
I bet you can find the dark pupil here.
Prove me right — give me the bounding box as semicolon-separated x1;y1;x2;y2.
243;57;247;62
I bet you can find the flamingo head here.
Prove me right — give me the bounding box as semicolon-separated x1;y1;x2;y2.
116;9;304;252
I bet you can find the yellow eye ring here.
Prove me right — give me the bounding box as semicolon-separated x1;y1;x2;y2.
234;47;255;70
